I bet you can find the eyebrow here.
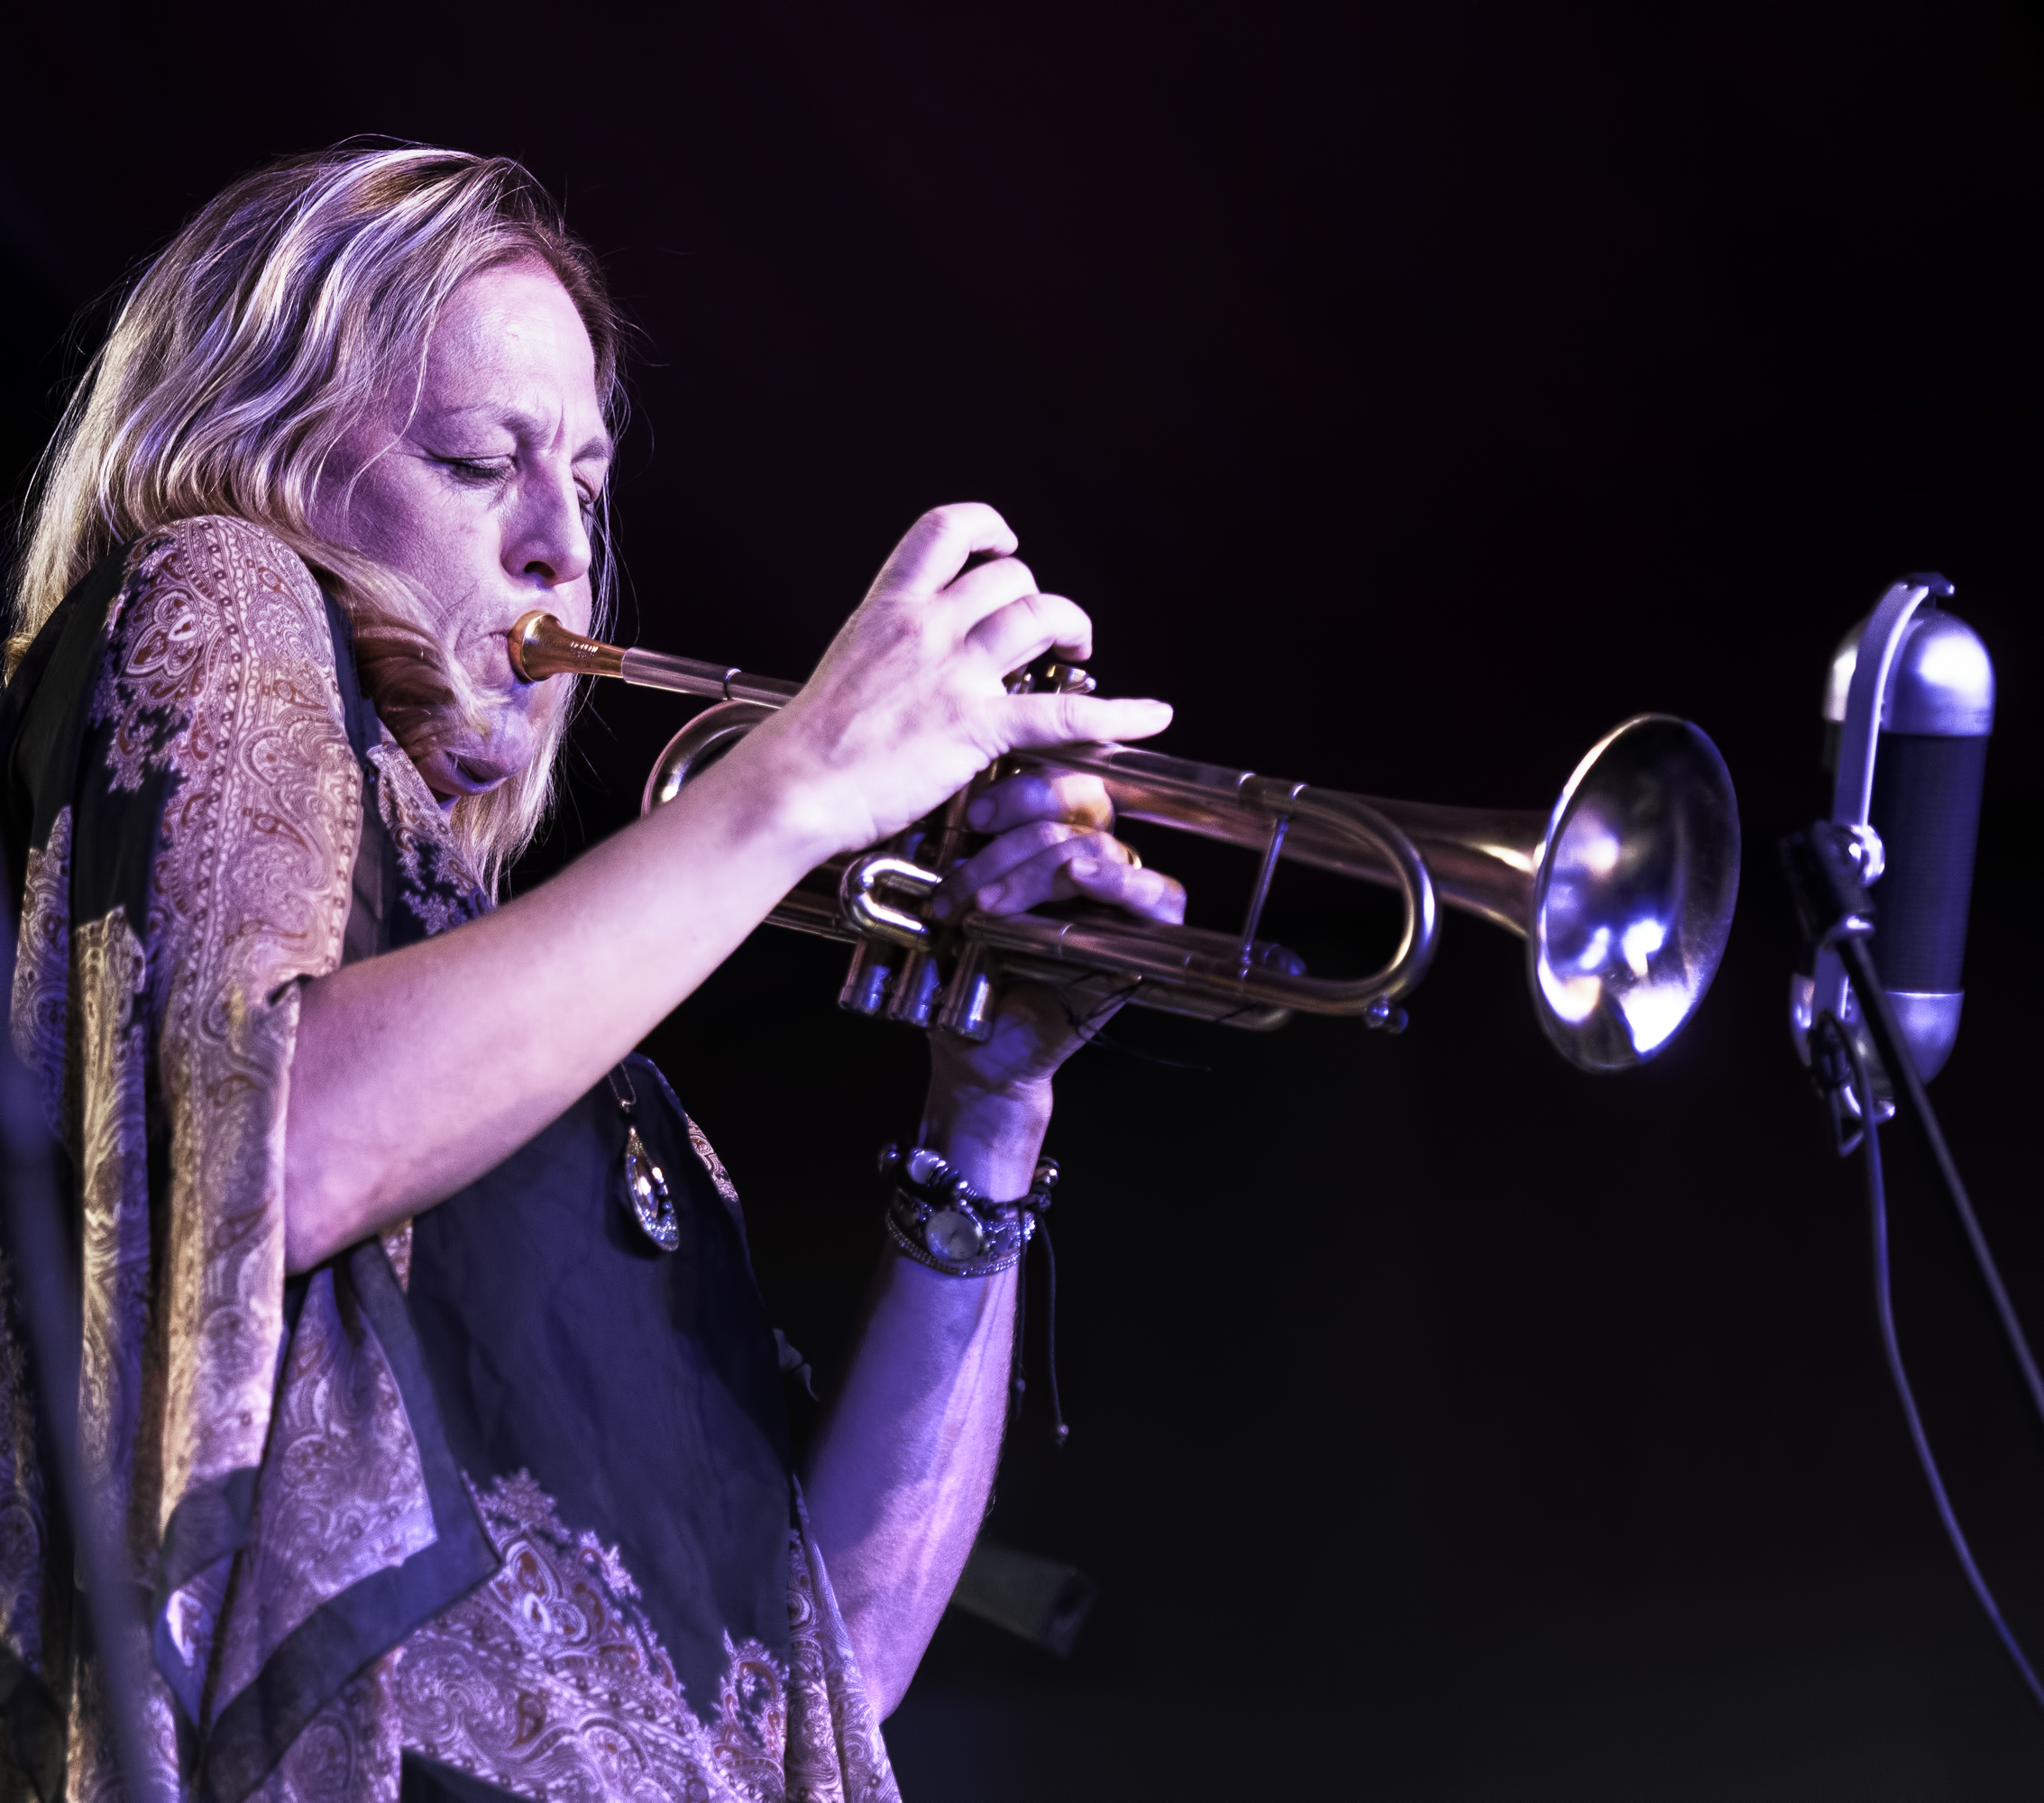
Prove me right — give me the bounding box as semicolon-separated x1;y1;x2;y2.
427;401;613;464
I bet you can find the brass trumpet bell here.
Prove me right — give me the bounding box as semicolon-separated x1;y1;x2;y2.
1526;717;1742;1069
1022;715;1740;1071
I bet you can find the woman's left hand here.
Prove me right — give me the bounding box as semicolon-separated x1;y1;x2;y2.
922;770;1185;1109
820;767;1178;1703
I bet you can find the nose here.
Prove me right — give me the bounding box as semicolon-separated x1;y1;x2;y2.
504;454;592;590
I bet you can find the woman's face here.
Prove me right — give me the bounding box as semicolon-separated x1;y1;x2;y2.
313;261;610;799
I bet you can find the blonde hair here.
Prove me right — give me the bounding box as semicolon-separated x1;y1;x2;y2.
6;143;625;889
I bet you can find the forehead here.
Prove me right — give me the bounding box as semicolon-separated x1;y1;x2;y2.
418;261;601;422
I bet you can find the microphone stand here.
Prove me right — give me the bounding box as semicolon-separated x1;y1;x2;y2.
1783;821;2044;1714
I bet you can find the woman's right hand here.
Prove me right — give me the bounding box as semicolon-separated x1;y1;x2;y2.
726;503;1174;863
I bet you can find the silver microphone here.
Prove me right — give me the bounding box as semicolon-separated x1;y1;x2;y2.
1792;573;1994;1136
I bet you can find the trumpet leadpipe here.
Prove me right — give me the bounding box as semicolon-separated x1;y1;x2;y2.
509;611;800;705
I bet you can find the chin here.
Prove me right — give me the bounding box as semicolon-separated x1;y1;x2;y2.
435;710;547;794
417;751;512;799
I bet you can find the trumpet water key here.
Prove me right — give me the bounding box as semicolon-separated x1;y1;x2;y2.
509;612;1740;1072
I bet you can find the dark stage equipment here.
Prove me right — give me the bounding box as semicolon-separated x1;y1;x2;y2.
1783;583;2037;1711
508;609;1742;1071
949;1537;1099;1660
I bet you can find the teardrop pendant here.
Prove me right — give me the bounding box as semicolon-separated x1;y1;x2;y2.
623;1123;680;1251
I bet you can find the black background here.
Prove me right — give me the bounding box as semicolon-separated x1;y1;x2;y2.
5;5;2041;1795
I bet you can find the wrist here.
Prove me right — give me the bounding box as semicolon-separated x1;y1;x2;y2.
917;1074;1054;1198
668;724;849;879
707;703;882;870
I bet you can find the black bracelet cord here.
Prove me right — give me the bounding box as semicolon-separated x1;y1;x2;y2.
1010;1206;1067;1447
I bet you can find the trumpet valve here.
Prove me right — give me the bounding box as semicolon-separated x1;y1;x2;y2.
885;950;945;1028
839;940;895;1016
936;944;998;1042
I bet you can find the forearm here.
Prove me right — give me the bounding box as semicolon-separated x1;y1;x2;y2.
802;1080;1050;1716
283;750;832;1269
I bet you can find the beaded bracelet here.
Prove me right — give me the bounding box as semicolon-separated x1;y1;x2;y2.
877;1142;1059;1278
879;1141;1070;1445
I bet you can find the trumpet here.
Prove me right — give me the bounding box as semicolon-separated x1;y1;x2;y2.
509;612;1740;1072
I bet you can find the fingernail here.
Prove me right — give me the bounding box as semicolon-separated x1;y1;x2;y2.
1069;859;1100;880
967;797;993;828
977;884;1002;910
930;894;954;920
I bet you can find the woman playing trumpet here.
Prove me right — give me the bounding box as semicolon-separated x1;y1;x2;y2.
0;145;1180;1802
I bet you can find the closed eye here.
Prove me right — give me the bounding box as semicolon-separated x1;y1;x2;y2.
435;454;513;489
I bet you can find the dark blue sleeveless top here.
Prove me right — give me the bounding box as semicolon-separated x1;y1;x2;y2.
405;1061;795;1715
325;609;796;1744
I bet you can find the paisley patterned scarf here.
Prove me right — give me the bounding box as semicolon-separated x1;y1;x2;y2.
0;517;896;1803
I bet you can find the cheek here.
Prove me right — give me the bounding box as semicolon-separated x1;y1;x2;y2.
329;455;426;560
337;463;493;604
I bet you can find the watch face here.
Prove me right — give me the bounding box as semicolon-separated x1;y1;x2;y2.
924;1207;985;1263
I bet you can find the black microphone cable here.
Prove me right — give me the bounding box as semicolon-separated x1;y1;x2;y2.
1829;1010;2044;1712
1784;821;2044;1711
1838;931;2044;1434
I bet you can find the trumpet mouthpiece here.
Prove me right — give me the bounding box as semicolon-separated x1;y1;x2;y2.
509;611;627;684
